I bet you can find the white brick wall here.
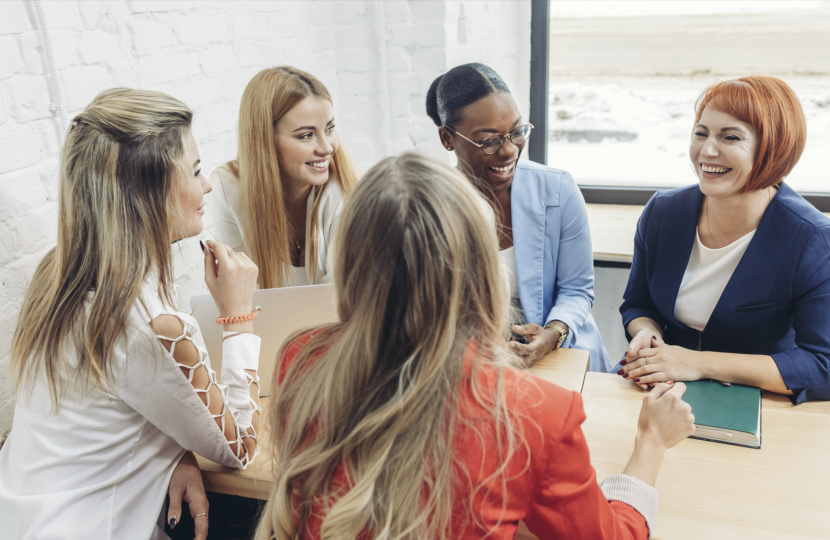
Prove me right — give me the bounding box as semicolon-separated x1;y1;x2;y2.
0;0;530;434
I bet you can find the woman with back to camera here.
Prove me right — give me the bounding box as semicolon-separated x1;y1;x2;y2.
211;66;360;289
254;152;695;540
619;76;830;402
0;88;262;539
426;63;611;372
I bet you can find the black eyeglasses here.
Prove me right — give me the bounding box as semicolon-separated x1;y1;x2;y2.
445;124;534;155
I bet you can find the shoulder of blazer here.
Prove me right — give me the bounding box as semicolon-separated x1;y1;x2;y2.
210;163;239;186
770;183;830;260
637;183;701;231
774;183;830;230
515;160;574;207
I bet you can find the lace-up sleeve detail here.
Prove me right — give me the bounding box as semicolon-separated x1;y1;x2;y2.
151;314;261;467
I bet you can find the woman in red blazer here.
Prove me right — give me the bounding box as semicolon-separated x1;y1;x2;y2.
254;152;695;540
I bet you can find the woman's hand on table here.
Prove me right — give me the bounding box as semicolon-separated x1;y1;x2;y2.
637;381;696;450
509;322;563;366
620;336;704;390
168;451;209;540
623;381;696;487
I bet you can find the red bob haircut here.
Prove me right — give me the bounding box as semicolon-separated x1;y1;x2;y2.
694;76;807;193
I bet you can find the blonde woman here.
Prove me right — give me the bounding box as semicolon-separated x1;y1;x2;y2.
212;66;360;289
0;89;261;540
255;152;696;540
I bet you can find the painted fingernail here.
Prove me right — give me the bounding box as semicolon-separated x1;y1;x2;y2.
199;240;205;253
617;369;624;375
634;378;641;383
667;381;674;385
169;517;177;529
620;359;627;366
623;373;628;378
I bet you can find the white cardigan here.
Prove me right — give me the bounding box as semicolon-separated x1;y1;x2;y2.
0;279;261;540
210;165;345;286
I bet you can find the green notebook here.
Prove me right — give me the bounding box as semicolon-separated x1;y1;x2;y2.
682;380;762;449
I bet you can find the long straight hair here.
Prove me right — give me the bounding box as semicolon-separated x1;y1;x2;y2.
255;152;524;540
230;66;360;289
11;88;192;408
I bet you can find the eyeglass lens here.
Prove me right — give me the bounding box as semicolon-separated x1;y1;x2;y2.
481;125;532;154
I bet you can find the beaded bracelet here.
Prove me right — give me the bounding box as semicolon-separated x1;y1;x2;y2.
216;306;262;325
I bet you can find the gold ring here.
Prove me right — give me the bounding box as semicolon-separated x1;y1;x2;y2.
195;513;208;519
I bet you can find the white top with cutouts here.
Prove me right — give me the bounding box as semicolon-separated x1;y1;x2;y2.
0;277;261;540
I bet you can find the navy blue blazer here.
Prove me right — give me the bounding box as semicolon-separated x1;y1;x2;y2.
620;183;830;403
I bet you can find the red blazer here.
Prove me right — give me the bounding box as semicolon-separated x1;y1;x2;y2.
278;334;648;540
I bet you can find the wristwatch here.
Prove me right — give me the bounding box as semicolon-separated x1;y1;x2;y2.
544;321;569;349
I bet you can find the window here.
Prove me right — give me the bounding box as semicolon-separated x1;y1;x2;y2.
546;1;830;193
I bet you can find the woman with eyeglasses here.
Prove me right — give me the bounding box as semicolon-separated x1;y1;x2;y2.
426;63;610;372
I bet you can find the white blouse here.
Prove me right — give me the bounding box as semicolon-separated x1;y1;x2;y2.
0;279;261;540
674;228;756;332
210;165;344;286
499;246;519;300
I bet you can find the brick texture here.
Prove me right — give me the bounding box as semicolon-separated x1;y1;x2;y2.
0;0;530;434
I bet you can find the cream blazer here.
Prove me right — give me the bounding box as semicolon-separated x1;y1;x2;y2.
210;165;345;286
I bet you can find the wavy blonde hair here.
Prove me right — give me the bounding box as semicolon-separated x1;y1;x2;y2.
255;152;525;540
11;88;192;408
227;66;360;289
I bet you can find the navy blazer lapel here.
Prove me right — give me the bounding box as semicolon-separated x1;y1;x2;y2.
653;187;701;325
511;170;546;325
705;185;802;348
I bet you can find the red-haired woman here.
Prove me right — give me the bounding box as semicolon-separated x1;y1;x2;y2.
619;76;830;403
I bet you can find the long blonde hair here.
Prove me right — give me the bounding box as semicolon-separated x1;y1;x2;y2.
11;88;192;408
229;66;360;289
255;152;524;540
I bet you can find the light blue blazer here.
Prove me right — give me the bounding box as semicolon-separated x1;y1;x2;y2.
511;160;611;372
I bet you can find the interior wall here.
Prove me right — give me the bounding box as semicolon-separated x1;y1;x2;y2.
0;0;531;434
591;265;631;365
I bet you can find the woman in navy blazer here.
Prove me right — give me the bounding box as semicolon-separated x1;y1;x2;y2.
619;76;830;403
426;63;610;372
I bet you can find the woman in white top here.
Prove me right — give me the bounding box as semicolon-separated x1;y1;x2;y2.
618;76;830;403
211;66;360;289
0;88;262;539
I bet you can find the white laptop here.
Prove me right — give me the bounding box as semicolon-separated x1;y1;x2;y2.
190;283;338;396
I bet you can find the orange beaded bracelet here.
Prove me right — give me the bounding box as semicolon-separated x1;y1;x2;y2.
216;306;262;325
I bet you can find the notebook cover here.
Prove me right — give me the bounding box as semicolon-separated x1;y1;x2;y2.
682;380;760;434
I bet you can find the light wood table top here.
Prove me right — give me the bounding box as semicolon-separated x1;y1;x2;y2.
586;203;642;263
197;347;591;501
580;372;830;540
585;203;830;264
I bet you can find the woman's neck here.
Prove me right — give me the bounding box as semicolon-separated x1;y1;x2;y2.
703;186;775;245
283;175;313;208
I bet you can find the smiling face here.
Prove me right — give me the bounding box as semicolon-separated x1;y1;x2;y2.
174;130;212;240
439;92;525;196
689;106;759;199
274;96;338;191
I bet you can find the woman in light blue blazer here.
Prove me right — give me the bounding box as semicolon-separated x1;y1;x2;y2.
426;63;610;372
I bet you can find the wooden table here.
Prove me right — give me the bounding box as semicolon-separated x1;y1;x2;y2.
584;203;830;264
586;203;642;263
196;348;591;501
580;372;830;540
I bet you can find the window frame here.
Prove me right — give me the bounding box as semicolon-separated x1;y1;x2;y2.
529;0;830;212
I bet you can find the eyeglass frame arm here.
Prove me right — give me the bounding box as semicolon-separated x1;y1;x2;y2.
443;124;535;152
